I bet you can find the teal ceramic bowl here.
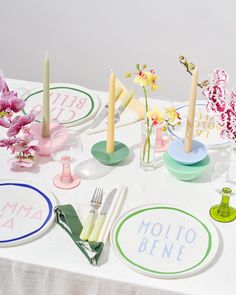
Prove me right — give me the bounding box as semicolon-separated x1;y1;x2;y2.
163;152;210;181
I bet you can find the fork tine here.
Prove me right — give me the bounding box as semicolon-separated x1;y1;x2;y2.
91;187;98;203
99;188;103;204
97;188;102;203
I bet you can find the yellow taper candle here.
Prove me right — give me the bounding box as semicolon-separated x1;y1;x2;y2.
106;72;115;153
42;51;50;138
184;67;198;153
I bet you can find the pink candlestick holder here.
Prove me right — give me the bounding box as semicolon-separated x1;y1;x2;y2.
54;155;81;189
51;130;82;189
155;124;169;152
30;120;68;156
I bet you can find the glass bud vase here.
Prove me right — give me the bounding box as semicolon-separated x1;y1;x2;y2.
227;142;236;182
140;120;158;171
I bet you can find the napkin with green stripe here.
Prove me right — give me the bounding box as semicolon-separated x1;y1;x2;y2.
54;204;104;266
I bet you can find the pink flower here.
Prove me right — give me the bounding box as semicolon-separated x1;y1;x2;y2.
0;98;9;112
7;113;35;137
0;137;18;153
13;134;39;154
0;91;25;113
204;84;227;114
218;107;236;141
9;96;25;112
0;117;11;128
0;77;9;94
230;90;236;111
8;156;35;168
212;69;229;87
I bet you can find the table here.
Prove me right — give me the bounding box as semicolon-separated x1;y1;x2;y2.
0;79;236;295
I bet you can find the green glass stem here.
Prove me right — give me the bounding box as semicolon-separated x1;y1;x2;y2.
210;187;236;223
217;195;230;217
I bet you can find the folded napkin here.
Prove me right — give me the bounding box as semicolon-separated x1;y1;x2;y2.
55;204;104;266
88;79;144;135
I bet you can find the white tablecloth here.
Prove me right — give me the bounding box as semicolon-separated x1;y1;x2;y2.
0;79;236;295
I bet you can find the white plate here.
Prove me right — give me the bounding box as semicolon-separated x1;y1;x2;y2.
168;103;230;148
111;204;219;279
21;83;100;127
0;179;57;246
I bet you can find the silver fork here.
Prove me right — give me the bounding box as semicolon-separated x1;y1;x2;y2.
79;188;103;240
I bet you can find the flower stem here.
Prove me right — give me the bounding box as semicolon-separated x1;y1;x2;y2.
143;86;149;114
142;123;154;163
142;86;152;163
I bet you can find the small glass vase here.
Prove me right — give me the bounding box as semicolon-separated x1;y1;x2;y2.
140;120;158;171
226;142;236;182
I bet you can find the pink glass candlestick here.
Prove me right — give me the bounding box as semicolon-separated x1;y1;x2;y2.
155;124;169;152
50;130;82;190
54;155;80;189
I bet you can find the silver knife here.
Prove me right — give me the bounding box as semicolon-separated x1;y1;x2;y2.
90;87;123;129
114;90;135;123
88;188;117;242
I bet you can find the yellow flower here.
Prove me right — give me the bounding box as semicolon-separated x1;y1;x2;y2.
133;69;159;90
146;107;164;124
134;75;148;87
145;72;159;91
164;107;180;122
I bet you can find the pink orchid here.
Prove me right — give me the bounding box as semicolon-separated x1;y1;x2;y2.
0;137;18;153
13;133;39;154
212;69;229;87
8;156;35;168
230;90;236;111
7;113;35;137
0;77;37;168
0;117;11;128
0;77;9;94
9;95;25;112
0;92;25;113
218;107;236;141
204;84;227;114
0;98;9;112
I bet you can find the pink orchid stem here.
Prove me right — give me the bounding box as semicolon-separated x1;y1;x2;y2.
60;156;73;184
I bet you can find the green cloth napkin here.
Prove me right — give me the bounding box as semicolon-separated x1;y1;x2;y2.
54;204;104;266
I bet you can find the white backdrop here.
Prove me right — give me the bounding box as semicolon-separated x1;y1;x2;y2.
1;0;236;101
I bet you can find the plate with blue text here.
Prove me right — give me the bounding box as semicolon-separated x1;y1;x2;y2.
21;83;100;127
0;179;57;246
111;204;219;279
168;103;230;148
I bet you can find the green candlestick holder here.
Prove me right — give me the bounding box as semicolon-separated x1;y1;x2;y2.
210;187;236;223
91;140;129;166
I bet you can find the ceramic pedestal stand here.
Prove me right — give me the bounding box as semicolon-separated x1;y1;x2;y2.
91;140;129;166
163;139;209;181
163;68;209;180
30;121;68;156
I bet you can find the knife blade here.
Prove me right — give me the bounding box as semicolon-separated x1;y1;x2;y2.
90;87;123;129
114;90;135;123
88;188;117;242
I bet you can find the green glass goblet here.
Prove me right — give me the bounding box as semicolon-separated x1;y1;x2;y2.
210;161;236;223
